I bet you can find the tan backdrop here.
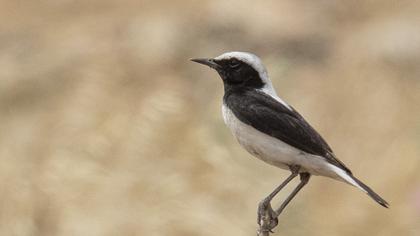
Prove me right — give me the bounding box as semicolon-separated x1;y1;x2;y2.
0;1;419;235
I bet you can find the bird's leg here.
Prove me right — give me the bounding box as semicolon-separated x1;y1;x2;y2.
274;172;311;218
257;165;300;233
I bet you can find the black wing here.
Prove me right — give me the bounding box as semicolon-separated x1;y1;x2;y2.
224;88;351;173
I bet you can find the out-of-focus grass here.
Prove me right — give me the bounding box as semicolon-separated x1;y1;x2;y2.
0;1;419;235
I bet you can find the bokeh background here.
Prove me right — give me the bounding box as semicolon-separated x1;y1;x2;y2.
1;0;419;235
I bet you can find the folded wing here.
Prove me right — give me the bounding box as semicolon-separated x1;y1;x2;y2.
224;88;351;173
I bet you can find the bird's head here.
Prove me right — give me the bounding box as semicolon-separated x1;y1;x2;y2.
191;52;272;90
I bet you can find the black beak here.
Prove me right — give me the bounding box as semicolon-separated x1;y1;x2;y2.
190;58;221;70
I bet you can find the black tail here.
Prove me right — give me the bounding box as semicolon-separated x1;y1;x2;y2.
350;175;389;208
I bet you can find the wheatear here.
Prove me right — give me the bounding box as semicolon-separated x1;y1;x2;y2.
191;51;388;232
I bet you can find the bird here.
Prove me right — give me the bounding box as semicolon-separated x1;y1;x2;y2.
191;51;388;233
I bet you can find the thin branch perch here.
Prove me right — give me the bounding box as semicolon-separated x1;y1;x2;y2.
257;207;275;236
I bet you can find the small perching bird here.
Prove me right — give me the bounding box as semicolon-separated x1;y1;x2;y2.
191;52;388;233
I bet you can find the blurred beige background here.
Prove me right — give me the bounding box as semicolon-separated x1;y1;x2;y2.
0;0;419;235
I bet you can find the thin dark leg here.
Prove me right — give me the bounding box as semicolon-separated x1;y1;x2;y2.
265;166;300;202
257;166;300;231
275;172;311;217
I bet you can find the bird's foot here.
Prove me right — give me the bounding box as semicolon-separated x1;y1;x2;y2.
257;200;278;234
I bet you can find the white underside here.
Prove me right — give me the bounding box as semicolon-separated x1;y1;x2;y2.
222;103;365;191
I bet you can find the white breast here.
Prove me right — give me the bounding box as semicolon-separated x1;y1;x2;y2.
221;103;344;179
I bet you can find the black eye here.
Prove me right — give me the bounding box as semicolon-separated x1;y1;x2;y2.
229;59;240;69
